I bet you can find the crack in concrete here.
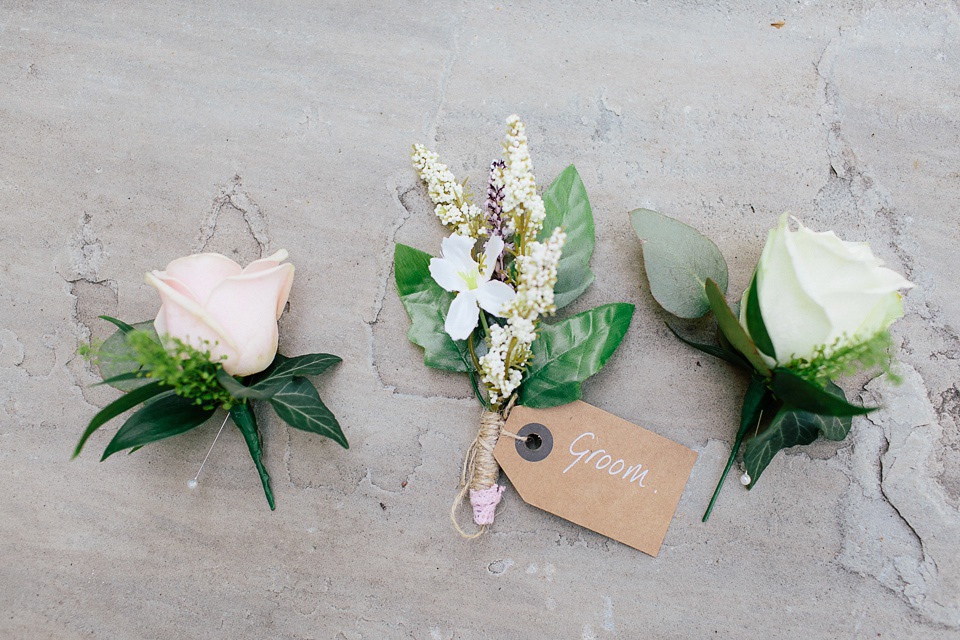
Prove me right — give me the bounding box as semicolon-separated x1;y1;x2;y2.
194;175;270;258
424;3;464;146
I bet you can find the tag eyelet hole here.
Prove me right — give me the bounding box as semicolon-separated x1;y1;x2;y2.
524;434;543;451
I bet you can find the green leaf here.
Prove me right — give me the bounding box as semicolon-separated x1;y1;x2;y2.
258;353;341;381
98;315;136;334
702;376;770;521
394;243;473;372
268;376;348;448
73;380;169;458
97;321;160;391
745;272;776;360
665;323;751;371
743;384;852;486
770;368;875;416
705;279;771;378
540;165;596;309
101;392;215;460
230;402;275;510
93;371;149;387
215;368;278;400
518;303;634;408
630;208;728;319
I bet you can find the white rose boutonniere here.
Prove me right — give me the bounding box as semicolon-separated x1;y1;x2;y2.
632;211;913;521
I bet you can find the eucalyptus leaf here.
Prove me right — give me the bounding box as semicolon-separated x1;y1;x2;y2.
394;243;473;372
540;165;596;309
745;272;776;360
743;383;852;486
73;380;169;458
101;392;215;460
630;208;728;319
705;279;771;378
770;368;874;416
268;376;348;449
230;401;275;510
97;321;160;391
518;303;634;408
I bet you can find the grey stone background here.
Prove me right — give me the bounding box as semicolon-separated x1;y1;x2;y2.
1;1;958;638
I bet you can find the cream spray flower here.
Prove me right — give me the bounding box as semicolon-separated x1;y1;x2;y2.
145;250;295;377
429;234;516;340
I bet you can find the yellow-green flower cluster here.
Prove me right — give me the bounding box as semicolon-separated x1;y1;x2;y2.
411;144;486;238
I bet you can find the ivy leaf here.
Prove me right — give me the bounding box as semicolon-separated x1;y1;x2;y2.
518;303;634;408
97;320;160;391
540;165;596;309
630;208;728;319
215;368;278;400
744;271;776;359
743;383;853;486
230;401;275;510
73;380;169;458
770;368;874;416
101;392;215;460
268;376;348;449
665;323;751;371
394;243;473;372
256;353;341;381
705;279;771;378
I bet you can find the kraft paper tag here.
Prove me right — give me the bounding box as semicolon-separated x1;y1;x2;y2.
494;401;697;557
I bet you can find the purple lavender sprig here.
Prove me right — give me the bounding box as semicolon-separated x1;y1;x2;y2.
485;159;513;279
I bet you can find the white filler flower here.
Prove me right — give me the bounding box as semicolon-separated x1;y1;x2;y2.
742;215;914;364
429;234;516;340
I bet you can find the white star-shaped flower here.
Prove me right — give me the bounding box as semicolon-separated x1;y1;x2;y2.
429;234;516;340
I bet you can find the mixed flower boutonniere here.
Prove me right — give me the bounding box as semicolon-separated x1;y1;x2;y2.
75;250;348;509
631;210;913;520
396;116;635;535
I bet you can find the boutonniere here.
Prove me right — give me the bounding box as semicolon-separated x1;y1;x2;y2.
631;210;913;520
74;250;348;509
396;116;634;535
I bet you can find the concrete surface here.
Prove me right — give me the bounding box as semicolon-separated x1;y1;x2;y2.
2;1;959;638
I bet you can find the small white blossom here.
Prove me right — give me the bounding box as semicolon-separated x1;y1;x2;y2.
499;116;547;248
412;144;487;238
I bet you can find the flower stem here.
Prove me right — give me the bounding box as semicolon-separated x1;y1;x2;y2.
702;434;744;522
702;377;768;522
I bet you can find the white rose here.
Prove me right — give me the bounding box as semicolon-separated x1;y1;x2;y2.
145;250;295;376
741;215;913;365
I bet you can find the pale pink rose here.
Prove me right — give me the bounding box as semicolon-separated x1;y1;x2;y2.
145;250;295;376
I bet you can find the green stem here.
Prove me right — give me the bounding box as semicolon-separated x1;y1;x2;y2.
702;377;768;522
478;310;491;338
702;432;746;522
466;331;489;410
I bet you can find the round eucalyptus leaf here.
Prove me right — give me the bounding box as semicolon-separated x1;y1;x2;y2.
630;208;728;319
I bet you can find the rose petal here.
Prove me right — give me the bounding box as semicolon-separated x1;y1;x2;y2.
756;217;833;361
481;237;504;281
476;280;515;317
444;291;479;341
242;249;289;276
204;263;295;376
429;256;467;293
163;253;242;303
145;272;239;365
